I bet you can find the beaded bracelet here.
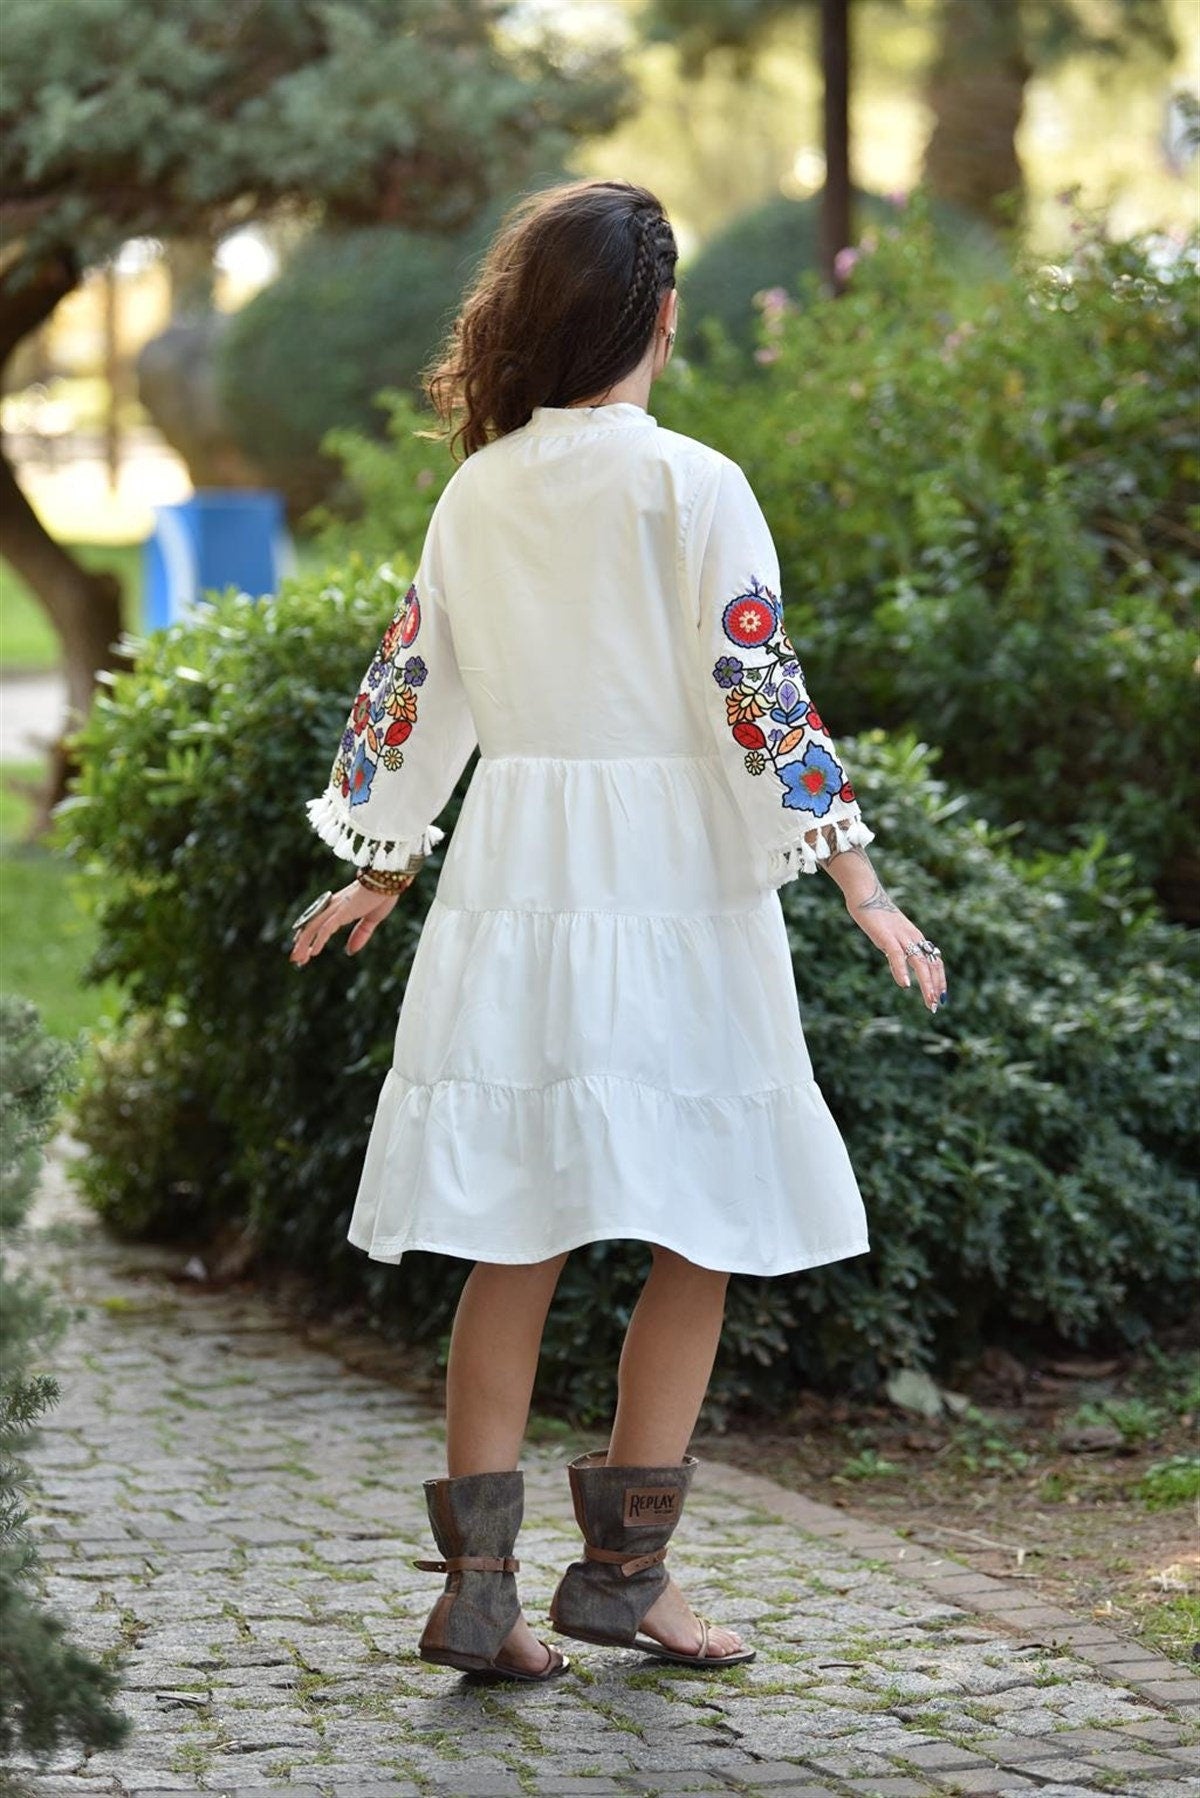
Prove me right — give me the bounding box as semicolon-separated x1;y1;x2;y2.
356;857;423;895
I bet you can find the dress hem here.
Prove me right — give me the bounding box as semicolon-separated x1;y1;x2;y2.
346;1221;871;1278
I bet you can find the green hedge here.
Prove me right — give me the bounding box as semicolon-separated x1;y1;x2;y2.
55;567;1199;1423
0;996;130;1765
661;200;1200;918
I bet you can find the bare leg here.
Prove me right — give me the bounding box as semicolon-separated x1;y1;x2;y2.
445;1252;569;1475
441;1252;568;1671
607;1244;745;1657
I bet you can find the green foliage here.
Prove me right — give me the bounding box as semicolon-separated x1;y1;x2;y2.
1137;1455;1200;1510
1;1;625;267
661;198;1200;908
677;187;1005;362
71;1012;235;1242
219;171;576;513
219;210;499;514
55;570;1200;1420
1065;1397;1168;1445
0;996;130;1764
307;389;460;566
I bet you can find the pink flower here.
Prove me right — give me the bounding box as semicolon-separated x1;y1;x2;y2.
754;346;781;364
753;285;793;316
833;246;860;281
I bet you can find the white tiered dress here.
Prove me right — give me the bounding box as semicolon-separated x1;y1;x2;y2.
305;400;876;1277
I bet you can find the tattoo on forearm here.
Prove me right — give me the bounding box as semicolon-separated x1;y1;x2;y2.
857;876;900;913
819;844;899;912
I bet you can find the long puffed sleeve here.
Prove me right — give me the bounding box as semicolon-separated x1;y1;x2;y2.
304;503;478;872
691;455;876;887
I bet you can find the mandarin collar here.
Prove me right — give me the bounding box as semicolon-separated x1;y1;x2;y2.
527;401;657;432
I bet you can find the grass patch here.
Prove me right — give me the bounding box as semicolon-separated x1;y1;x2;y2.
1137;1455;1200;1510
0;759;120;1040
0;542;144;672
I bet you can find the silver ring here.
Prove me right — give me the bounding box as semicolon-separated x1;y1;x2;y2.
290;890;333;935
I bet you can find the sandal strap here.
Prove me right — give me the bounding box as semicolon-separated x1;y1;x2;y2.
412;1554;520;1573
584;1542;668;1578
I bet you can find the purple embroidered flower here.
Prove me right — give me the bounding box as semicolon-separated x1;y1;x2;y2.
712;655;744;688
769;678;809;728
403;655;428;687
340;728;355;755
348;740;376;807
366;659;387;688
779;743;845;815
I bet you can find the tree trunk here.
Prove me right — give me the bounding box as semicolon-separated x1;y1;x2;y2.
922;0;1031;232
820;0;853;296
0;250;132;835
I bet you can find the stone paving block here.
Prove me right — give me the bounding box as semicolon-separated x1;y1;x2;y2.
524;1781;630;1796
840;1780;942;1797
928;1771;1040;1793
315;1785;422;1797
425;1764;525;1795
1085;1747;1196;1774
741;1787;842;1798
903;1743;994;1770
1134;1681;1200;1704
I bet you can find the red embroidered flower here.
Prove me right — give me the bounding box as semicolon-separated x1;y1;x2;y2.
399;584;421;649
722;591;776;648
807;707;825;733
839;780;856;802
732;720;767;750
350;692;371;735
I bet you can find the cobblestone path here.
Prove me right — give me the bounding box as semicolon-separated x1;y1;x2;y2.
12;1144;1200;1798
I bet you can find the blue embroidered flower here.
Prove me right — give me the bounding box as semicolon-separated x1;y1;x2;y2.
348;739;376;807
403;655;428;687
769;678;809;728
712;654;744;688
779;743;845;815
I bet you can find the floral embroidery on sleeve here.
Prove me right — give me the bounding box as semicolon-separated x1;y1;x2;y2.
712;578;858;819
327;583;428;806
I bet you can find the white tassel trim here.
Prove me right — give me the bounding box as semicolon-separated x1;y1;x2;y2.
766;811;875;886
304;788;446;870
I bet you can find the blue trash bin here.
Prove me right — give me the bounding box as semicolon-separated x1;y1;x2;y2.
143;490;293;630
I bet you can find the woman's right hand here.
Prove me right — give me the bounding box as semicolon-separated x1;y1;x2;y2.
289;878;408;966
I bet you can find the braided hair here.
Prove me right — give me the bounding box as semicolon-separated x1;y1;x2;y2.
423;179;680;460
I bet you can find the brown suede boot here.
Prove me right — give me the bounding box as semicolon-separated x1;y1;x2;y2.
413;1469;570;1680
547;1449;754;1667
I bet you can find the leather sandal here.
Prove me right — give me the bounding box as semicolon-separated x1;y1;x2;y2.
413;1469;570;1681
547;1449;755;1668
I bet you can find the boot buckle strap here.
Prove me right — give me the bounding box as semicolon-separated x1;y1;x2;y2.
412;1554;520;1574
583;1543;668;1578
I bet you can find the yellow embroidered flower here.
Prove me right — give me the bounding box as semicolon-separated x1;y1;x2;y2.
726;689;764;726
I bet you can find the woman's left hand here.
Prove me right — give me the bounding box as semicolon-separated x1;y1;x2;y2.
289;879;409;966
847;898;948;1015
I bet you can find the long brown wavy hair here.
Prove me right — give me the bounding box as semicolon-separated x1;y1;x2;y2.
421;178;679;461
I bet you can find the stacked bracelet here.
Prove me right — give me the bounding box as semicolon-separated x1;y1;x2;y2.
356;857;423;894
